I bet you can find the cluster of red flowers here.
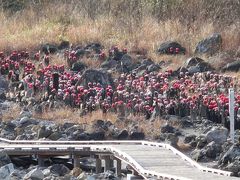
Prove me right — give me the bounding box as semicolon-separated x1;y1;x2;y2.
1;49;240;122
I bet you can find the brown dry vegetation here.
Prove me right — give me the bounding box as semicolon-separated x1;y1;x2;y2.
0;0;239;57
33;108;118;125
2;104;117;124
1;102;177;138
1;103;21;121
1;104;171;138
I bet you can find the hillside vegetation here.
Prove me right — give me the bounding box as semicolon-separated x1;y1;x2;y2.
1;2;240;178
0;0;239;56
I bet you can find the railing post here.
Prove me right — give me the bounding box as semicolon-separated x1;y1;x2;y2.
37;155;44;167
96;156;102;174
229;88;235;143
104;155;113;171
73;155;80;168
116;159;122;176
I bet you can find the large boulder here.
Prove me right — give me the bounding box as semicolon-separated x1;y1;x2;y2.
185;57;205;67
205;127;228;145
184;57;214;74
71;62;87;72
0;76;8;102
2;121;16;132
75;48;86;58
0;76;8;91
48;131;62;141
184;135;197;144
157;41;186;55
23;168;44;180
0;151;12;167
160;124;176;134
84;43;103;54
65;125;84;137
62;122;75;130
222;60;240;72
120;54;133;67
147;64;160;72
179;117;193;128
204;141;222;159
195;33;222;55
9;169;26;180
92;119;112;131
78;157;96;171
10;156;35;168
225;160;240;176
19;116;31;126
58;40;70;50
19;108;32;118
0;122;16;140
0;91;6;102
187;66;201;74
92;119;104;129
89;131;105;140
41;43;58;54
70;132;90;141
141;59;154;66
115;54;134;73
129;131;145;140
50;164;70;176
100;60;117;69
18;116;38;128
219;144;240;165
113;129;129;140
37;125;53;139
0;163;14;180
79;69;114;88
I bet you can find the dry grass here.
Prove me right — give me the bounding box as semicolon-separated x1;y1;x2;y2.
225;72;240;79
123;114;182;139
141;118;166;138
0;1;239;59
33;108;118;125
1;103;167;138
2;104;117;125
222;23;240;52
1;103;180;140
1;104;21;121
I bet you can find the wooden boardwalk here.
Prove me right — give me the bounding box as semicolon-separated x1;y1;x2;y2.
113;144;237;180
0;138;238;180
